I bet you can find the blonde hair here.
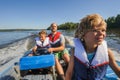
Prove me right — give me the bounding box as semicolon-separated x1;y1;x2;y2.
75;14;107;40
39;29;47;36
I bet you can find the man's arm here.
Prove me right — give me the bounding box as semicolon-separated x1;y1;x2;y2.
48;34;65;52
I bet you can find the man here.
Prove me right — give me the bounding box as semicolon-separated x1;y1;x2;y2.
48;23;70;80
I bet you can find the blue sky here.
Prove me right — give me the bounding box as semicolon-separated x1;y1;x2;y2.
0;0;120;29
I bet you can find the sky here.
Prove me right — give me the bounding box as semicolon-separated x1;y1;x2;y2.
0;0;120;29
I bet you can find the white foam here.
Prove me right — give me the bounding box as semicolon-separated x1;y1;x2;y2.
0;38;30;66
107;38;120;61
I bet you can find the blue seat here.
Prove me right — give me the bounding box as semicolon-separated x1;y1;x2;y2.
20;54;55;70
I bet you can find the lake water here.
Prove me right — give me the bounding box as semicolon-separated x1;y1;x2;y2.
0;30;74;48
0;31;39;47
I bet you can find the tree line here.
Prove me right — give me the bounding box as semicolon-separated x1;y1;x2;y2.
47;14;120;30
47;22;79;30
105;14;120;29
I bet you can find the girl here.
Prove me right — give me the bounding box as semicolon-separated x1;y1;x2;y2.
65;14;120;80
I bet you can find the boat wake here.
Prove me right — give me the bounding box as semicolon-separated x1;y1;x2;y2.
0;36;35;66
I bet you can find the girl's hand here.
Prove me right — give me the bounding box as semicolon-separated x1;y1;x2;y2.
28;53;33;56
48;48;53;53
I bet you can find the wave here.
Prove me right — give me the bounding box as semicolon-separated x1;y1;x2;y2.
0;35;36;66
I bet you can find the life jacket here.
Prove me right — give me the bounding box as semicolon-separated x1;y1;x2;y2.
48;32;61;47
35;37;50;48
72;38;109;80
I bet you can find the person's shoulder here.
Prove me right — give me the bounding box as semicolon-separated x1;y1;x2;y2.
48;32;52;36
58;31;64;36
60;34;65;40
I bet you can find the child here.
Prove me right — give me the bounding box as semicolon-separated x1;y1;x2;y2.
29;30;50;56
65;14;120;80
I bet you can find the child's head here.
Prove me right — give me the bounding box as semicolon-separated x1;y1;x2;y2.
75;14;107;45
38;30;47;42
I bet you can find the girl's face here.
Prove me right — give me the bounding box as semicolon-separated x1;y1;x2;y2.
39;34;46;42
83;25;106;46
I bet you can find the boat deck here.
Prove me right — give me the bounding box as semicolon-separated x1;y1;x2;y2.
21;74;53;80
0;66;54;80
0;57;21;80
1;62;120;80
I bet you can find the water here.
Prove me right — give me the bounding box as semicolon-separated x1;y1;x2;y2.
0;30;73;47
0;31;39;47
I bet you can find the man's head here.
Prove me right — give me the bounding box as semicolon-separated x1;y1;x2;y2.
50;23;58;33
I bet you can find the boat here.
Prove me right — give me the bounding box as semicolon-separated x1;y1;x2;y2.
0;36;120;80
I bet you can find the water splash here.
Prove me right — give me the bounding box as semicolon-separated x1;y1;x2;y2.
0;36;35;66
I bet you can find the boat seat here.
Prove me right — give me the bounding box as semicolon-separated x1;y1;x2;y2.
20;54;55;70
